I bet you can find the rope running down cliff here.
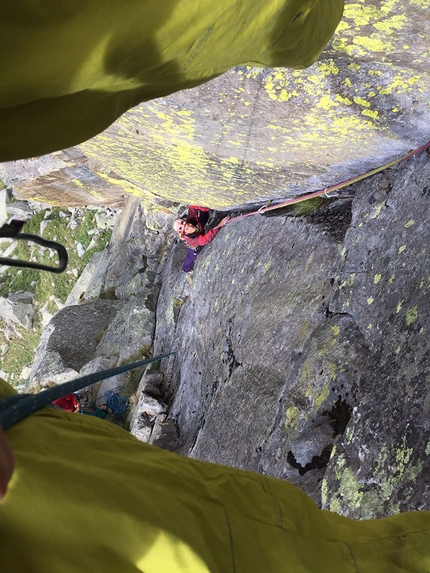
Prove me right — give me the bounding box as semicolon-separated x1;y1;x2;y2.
215;139;430;228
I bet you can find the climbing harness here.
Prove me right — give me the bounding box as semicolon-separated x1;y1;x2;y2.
0;352;175;430
0;219;68;273
215;139;430;227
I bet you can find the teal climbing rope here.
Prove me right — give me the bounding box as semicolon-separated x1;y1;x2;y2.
0;352;175;430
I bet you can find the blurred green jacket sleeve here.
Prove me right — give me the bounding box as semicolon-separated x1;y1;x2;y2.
0;0;344;160
1;377;430;572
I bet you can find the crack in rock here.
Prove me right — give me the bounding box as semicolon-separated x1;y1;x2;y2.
221;317;242;377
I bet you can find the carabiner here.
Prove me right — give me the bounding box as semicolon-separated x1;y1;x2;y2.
0;220;68;274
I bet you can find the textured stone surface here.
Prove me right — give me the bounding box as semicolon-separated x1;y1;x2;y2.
321;151;430;518
1;1;429;210
29;299;121;388
77;0;430;208
0;149;130;207
1;0;427;529
30;351;80;389
27;197;176;408
129;369;172;444
19;145;430;520
155;208;350;499
94;298;154;363
5;200;33;218
0;291;35;330
0;189;8;226
152;149;430;514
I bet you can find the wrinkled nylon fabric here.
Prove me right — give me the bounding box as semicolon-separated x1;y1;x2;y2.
1;380;430;572
0;0;344;161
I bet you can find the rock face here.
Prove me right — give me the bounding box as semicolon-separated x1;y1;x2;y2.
3;0;427;518
15;146;429;521
28;197;178;401
151;149;430;517
55;0;430;206
30;300;122;388
1;1;429;209
0;291;35;330
0;149;129;208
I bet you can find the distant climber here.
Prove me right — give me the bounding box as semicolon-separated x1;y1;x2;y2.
82;403;108;419
52;393;81;413
173;206;229;272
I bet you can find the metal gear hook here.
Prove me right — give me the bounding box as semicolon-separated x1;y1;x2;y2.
0;220;68;274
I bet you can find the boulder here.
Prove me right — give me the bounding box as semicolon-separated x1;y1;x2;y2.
130;368;170;443
0;291;35;329
77;0;430;207
1;2;429;210
94;298;154;364
65;251;109;305
0;188;8;226
0;240;18;263
29;350;78;389
6;200;32;219
27;196;174;406
0;369;10;382
29;300;121;388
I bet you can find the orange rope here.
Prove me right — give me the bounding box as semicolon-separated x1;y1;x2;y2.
219;139;430;226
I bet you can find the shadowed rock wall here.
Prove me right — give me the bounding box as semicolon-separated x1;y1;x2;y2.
2;0;428;520
28;197;178;396
153;149;430;516
20;146;429;519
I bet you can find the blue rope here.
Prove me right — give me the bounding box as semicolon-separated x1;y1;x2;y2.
106;393;129;417
93;365;147;412
97;376;137;403
0;352;175;430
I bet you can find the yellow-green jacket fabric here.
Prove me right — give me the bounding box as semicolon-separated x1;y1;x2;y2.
1;379;430;572
0;0;343;161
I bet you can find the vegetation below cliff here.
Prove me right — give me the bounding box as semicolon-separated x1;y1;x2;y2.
0;197;116;385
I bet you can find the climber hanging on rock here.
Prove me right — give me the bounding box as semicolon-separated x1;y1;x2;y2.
173;206;229;273
52;393;81;413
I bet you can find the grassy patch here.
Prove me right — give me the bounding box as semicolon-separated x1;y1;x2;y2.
0;208;112;302
0;322;42;383
292;197;326;216
0;207;113;384
120;346;152;365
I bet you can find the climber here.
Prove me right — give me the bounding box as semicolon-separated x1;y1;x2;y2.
0;0;345;161
173;206;229;272
1;376;430;572
82;403;108;419
52;393;81;413
92;404;108;419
